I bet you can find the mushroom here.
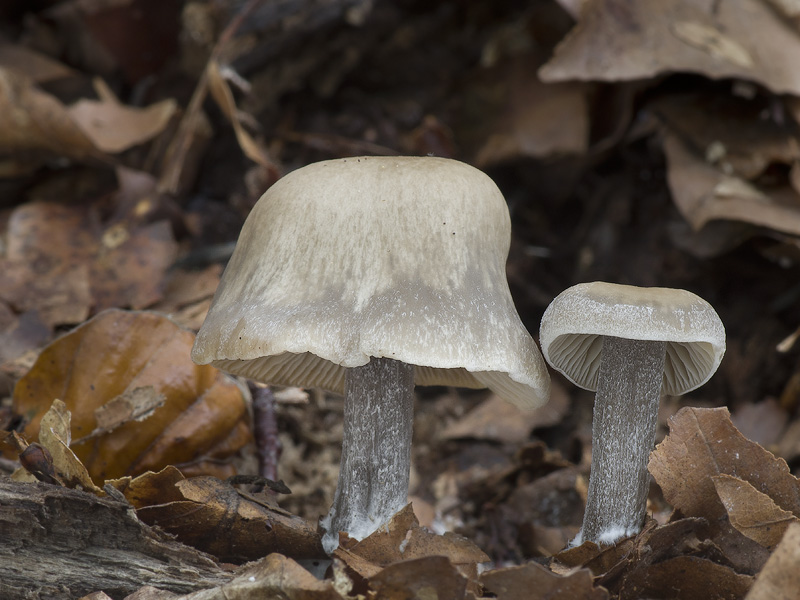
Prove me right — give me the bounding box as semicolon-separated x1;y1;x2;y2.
539;282;725;545
191;156;551;553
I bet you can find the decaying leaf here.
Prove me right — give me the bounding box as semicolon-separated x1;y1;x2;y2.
440;384;568;444
332;503;489;595
649;407;800;521
663;134;800;237
653;93;800;180
712;474;799;549
540;0;800;95
0;67;109;174
8;309;252;482
0;42;78;83
0;201;178;326
369;556;467;600
68;78;177;154
481;561;609;600
618;555;753;599
745;522;800;600
125;475;324;564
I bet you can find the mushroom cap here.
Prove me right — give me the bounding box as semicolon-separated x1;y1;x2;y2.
539;282;725;396
192;156;550;409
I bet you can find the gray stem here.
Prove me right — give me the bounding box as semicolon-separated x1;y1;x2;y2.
579;336;666;545
321;357;414;554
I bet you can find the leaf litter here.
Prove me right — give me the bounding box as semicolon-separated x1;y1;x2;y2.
3;0;800;598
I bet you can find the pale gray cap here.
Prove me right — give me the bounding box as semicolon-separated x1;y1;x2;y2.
192;156;550;409
539;282;725;396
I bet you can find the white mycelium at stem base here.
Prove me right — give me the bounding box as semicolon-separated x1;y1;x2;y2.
321;358;414;554
578;336;665;545
191;156;552;553
539;281;726;546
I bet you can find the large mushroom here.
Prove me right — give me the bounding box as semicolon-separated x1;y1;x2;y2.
539;282;725;545
192;156;551;552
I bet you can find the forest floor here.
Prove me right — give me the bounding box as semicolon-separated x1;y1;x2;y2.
2;0;800;599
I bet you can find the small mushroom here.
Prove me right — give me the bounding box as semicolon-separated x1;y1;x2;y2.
192;156;551;553
539;282;725;545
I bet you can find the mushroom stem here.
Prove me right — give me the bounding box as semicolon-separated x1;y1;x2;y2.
579;336;666;545
321;357;415;553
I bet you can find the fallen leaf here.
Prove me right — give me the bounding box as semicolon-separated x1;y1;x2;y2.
663;133;800;237
91;220;179;311
649;407;800;521
33;399;103;494
0;67;109;172
481;562;609;600
0;42;77;83
369;556;466;600
745;522;800;600
9;309;252;482
134;476;325;564
653;93;800;180
618;555;753;599
440;385;568;444
713;474;799;549
670;21;753;69
68;78;177;153
0;201;178;322
539;0;800;95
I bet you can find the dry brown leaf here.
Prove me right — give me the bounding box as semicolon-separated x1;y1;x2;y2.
663;133;800;236
369;556;466;600
745;522;800;600
482;562;609;600
333;503;489;594
68;78;177;153
0;67;108;172
107;465;187;509
8;309;251;482
133;475;324;564
653;93;800;180
649;406;800;521
539;0;800;95
440;383;568;444
91;220;178;311
0;201;178;321
618;555;753;599
35;399;103;494
0;309;52;364
0;42;77;83
713;474;799;549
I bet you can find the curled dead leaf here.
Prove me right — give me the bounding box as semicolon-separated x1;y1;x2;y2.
712;474;799;549
68;78;177;154
9;309;252;482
